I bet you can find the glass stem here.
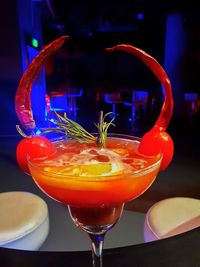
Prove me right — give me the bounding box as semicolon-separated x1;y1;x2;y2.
89;233;105;267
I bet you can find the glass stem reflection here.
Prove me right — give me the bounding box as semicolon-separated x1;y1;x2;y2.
89;233;104;267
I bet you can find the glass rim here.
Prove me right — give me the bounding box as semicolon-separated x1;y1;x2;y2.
27;133;162;179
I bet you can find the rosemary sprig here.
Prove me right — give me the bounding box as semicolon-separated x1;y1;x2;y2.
41;111;115;147
42;112;96;143
95;111;115;147
16;125;29;138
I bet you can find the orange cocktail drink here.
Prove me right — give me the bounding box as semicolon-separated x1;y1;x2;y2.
29;134;161;228
15;35;173;267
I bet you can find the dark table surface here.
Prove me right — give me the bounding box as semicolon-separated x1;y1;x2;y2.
1;225;200;267
1;116;200;266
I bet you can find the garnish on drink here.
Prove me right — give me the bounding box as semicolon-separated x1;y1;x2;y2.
16;111;115;173
106;44;174;170
15;35;69;130
41;111;115;147
14;36;174;267
15;36;69;174
16;125;56;174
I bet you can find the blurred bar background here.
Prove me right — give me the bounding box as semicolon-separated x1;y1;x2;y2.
0;0;199;136
0;0;199;213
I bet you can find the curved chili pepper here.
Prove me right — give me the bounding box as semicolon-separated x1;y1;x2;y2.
15;35;69;130
106;45;173;131
106;44;174;170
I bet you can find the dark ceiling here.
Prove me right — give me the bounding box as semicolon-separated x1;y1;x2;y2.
41;0;197;41
40;0;200;91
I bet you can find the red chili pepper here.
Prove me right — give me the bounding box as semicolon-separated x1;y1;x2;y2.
15;36;69;130
106;44;174;170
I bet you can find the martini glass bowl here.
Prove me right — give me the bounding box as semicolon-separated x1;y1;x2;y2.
28;134;162;267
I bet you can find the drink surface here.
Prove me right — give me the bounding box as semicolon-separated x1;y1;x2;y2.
29;136;161;207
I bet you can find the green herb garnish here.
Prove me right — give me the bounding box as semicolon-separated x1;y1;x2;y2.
42;112;96;143
41;111;115;147
95;111;115;147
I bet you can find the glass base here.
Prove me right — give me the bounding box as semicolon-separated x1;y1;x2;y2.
68;204;124;266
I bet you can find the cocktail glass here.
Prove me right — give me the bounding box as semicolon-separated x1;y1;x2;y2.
28;133;162;267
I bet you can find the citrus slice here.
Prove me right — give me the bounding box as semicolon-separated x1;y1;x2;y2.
80;162;124;176
43;162;126;177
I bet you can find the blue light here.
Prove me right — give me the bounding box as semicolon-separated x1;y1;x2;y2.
35;129;42;135
88;32;93;37
164;13;186;114
184;93;198;101
137;13;144;20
